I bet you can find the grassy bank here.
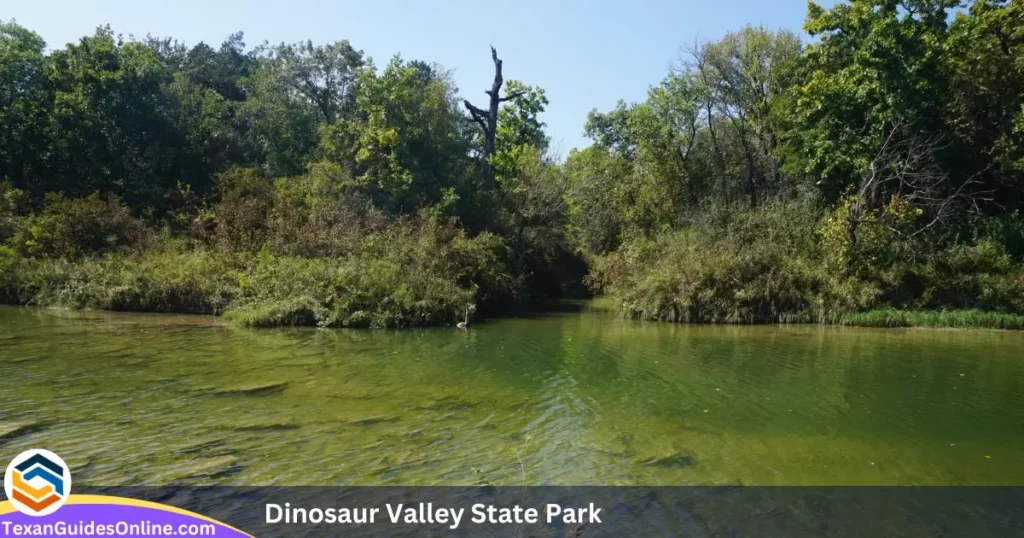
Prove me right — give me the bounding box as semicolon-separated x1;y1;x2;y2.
589;202;1024;330
0;242;507;329
2;191;1022;331
0;171;536;328
0;191;519;328
839;310;1024;330
5;245;1024;331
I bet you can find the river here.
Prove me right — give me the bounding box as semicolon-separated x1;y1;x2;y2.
1;302;1022;486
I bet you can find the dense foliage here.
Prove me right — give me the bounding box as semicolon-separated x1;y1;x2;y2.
0;20;577;326
570;0;1024;326
2;0;1023;328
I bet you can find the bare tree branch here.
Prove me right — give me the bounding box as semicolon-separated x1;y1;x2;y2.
499;91;527;102
844;119;993;267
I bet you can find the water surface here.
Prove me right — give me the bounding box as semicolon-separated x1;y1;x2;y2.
1;303;1022;485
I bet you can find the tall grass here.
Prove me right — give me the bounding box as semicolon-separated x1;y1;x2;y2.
839;310;1024;330
590;201;1024;329
0;219;515;328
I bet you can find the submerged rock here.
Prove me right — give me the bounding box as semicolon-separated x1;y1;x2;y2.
177;439;228;455
231;421;301;432
0;421;46;442
328;389;381;401
203;382;290;396
572;441;635;459
152;455;241;483
278;359;325;367
408;396;480;412
432;411;462;422
346;415;400;426
635;452;696;467
67;457;92;475
473;413;495;429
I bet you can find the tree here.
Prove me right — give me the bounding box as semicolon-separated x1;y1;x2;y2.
821;120;990;272
494;80;548;154
45;26;183;207
943;0;1024;210
689;26;802;207
317;56;474;215
564;146;632;254
162;33;257;191
495;147;568;279
0;21;50;191
462;47;527;182
790;0;957;202
264;39;363;124
491;80;549;183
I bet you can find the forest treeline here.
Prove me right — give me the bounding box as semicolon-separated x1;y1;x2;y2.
1;0;1023;328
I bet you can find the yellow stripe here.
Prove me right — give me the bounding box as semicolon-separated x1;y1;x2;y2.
0;495;253;537
11;471;55;500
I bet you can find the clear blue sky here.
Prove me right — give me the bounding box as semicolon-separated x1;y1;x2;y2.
6;0;837;153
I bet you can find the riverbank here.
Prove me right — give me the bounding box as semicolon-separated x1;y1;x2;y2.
3;257;1023;331
838;310;1024;330
0;222;515;329
588;202;1024;332
2;192;1021;331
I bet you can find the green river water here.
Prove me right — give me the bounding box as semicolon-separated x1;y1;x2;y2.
0;302;1022;486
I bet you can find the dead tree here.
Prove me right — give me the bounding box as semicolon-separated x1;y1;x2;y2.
845;119;991;269
463;46;525;182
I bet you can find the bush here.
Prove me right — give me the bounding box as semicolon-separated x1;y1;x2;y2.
0;209;515;328
592;200;1024;326
6;244;240;313
209;168;273;251
225;217;514;328
909;240;1024;313
8;193;149;258
592;202;877;323
0;182;29;243
266;165;384;257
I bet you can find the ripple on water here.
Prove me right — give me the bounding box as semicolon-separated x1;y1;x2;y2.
1;305;1023;485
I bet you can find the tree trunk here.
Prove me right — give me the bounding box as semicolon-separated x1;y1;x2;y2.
463;47;525;185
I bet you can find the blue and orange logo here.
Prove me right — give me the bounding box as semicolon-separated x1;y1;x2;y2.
3;449;71;516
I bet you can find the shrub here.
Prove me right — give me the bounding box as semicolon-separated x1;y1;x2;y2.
267;166;383;257
0;183;517;328
592;202;879;324
9;193;149;258
7;245;240;313
0;182;29;243
210;168;273;251
910;240;1024;312
592;198;1024;326
225;217;514;328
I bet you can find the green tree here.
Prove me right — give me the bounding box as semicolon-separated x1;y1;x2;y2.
0;21;50;191
163;33;257;193
564;146;632;254
691;26;802;206
494;80;549;154
789;0;957;201
239;39;362;177
46;26;183;208
943;0;1024;209
318;56;474;216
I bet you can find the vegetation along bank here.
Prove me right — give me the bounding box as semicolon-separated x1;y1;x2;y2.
1;0;1023;328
